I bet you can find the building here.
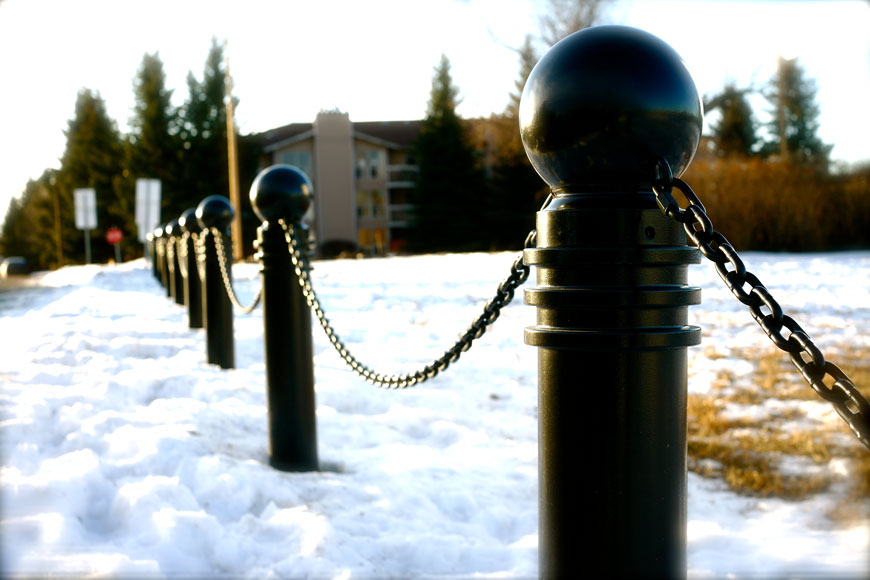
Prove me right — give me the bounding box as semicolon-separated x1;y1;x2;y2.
259;111;421;256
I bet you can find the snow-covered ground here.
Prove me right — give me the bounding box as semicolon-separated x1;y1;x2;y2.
1;251;868;579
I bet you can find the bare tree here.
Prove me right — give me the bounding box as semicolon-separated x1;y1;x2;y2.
506;35;539;118
538;0;613;46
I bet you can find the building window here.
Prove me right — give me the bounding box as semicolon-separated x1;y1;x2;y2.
358;228;387;255
357;189;386;218
279;150;312;180
355;148;385;180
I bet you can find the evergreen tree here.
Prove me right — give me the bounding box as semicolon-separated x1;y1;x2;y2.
178;38;231;217
761;57;830;165
506;36;538;120
411;55;488;252
0;188;42;265
128;52;181;229
2;169;72;270
57;89;128;263
480;36;548;249
0;196;27;257
707;83;758;157
477;0;614;246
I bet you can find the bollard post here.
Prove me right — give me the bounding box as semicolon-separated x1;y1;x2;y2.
162;222;174;298
519;26;703;579
178;208;203;329
154;225;168;290
250;165;318;472
151;226;161;282
196;196;236;369
146;232;155;273
164;219;185;306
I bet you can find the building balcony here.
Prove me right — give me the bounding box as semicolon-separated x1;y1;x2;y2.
387;164;418;188
388;204;415;227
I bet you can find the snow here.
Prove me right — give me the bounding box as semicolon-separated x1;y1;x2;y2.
1;251;868;579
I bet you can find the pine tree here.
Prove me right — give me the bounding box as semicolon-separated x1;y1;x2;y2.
57;89;128;263
479;36;548;249
128;52;181;228
708;83;758;157
0;197;27;257
506;36;538;120
1;169;73;270
178;38;231;217
762;57;830;165
411;55;488;252
0;187;43;265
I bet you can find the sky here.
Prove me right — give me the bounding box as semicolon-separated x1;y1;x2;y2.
1;0;869;226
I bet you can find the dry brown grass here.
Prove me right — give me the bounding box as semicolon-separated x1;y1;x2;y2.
682;157;870;250
688;345;870;523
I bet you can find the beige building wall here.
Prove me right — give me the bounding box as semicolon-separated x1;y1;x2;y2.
264;113;420;255
354;140;389;253
313;111;357;246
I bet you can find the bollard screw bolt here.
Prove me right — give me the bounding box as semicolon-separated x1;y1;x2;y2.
250;165;313;224
519;25;703;192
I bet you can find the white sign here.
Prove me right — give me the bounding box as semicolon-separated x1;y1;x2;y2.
135;179;161;242
74;188;97;230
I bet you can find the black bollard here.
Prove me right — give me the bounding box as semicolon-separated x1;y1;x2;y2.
164;219;185;306
163;222;175;298
146;232;155;273
152;225;164;283
178;208;203;329
519;26;703;579
250;165;318;472
156;225;170;291
196;196;236;369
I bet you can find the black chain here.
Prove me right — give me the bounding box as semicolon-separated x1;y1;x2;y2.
653;159;870;450
174;232;191;280
210;227;262;314
279;219;536;388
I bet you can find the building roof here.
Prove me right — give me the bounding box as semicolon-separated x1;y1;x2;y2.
256;119;423;152
259;122;313;151
353;121;422;149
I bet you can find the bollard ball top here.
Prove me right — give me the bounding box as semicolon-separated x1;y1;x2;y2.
178;208;202;234
519;25;703;192
250;164;313;224
163;219;180;237
153;225;164;238
196;195;235;233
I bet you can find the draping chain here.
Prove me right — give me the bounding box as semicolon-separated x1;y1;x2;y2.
210;227;262;314
278;219;537;388
652;159;870;450
164;234;176;270
175;232;191;280
194;231;208;282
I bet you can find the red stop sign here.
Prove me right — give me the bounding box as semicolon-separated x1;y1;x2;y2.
106;227;123;245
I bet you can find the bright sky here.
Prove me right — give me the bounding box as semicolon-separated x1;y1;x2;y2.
1;0;868;225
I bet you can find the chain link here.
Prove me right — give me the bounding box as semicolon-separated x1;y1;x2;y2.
653;159;870;450
175;232;191;280
164;234;176;270
277;219;535;389
210;227;262;314
194;231;208;282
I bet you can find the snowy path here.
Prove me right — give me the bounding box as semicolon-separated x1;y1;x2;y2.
1;252;868;578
